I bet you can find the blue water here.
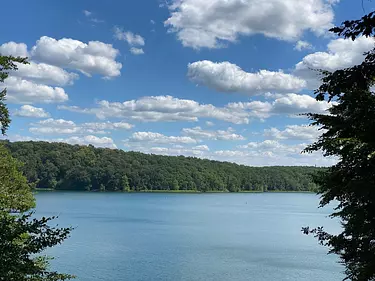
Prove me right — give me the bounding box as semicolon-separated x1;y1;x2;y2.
35;192;344;281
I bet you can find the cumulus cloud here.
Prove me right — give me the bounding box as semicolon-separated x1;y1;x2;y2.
0;42;28;57
182;126;245;141
14;105;50;118
263;124;323;140
126;145;208;157
58;95;250;124
59;93;332;124
130;48;145;55
294;40;313;51
127;132;197;145
295;36;375;88
123;137;335;166
193;145;210;151
59;135;117;149
188;61;306;94
30;119;80;135
4;77;69;104
29;118;133;135
1;134;117;149
165;0;336;49
1;37;122;104
31;36;122;78
114;27;145;46
11;62;78;86
228;93;331;119
83;121;134;131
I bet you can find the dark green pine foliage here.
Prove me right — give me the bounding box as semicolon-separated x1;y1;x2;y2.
302;11;375;281
3;141;323;193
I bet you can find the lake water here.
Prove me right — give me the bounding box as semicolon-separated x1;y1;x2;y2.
35;192;344;281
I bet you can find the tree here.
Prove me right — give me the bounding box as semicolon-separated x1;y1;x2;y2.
171;179;180;191
0;55;28;135
303;11;375;281
3;140;322;193
0;55;74;280
0;213;74;281
121;174;130;192
0;145;35;212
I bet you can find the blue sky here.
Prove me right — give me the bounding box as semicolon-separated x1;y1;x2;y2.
1;0;374;166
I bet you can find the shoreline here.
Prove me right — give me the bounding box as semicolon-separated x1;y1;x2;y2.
33;188;315;194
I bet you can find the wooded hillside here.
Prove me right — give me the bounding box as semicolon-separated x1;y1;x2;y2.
3;141;323;192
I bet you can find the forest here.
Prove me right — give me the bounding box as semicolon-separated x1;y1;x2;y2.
2;140;323;192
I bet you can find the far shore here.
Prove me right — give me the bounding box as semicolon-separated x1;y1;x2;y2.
33;188;315;194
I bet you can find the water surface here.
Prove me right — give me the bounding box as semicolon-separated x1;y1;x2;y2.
35;192;344;281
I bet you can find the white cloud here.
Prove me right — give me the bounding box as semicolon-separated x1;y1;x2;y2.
0;42;28;57
14;105;50;118
127;132;197;145
165;0;336;49
83;121;134;131
263;124;323;140
0;135;117;149
90;18;105;24
31;36;122;78
182;126;245;141
1;37;121;105
30;119;80;135
188;61;306;94
4;77;69;104
114;27;145;46
271;93;331;115
59;95;250;124
132;146;208;157
228;93;331;119
1;134;117;149
150;20;156;25
11;62;78;86
1;134;41;142
294;40;313;51
193;145;210;151
130;48;145;55
205;121;214;127
29;119;133;135
60;135;117;149
123;137;335;166
295;36;375;88
83;10;92;17
59;93;332;124
229;139;336;166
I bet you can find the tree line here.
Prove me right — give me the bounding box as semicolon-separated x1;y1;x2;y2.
2;140;323;192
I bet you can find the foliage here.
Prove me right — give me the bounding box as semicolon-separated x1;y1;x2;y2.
0;212;74;281
0;55;28;135
0;145;35;212
0;145;74;281
302;11;375;281
0;55;73;280
3;140;323;193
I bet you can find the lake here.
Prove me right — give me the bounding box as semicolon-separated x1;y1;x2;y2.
35;192;344;281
